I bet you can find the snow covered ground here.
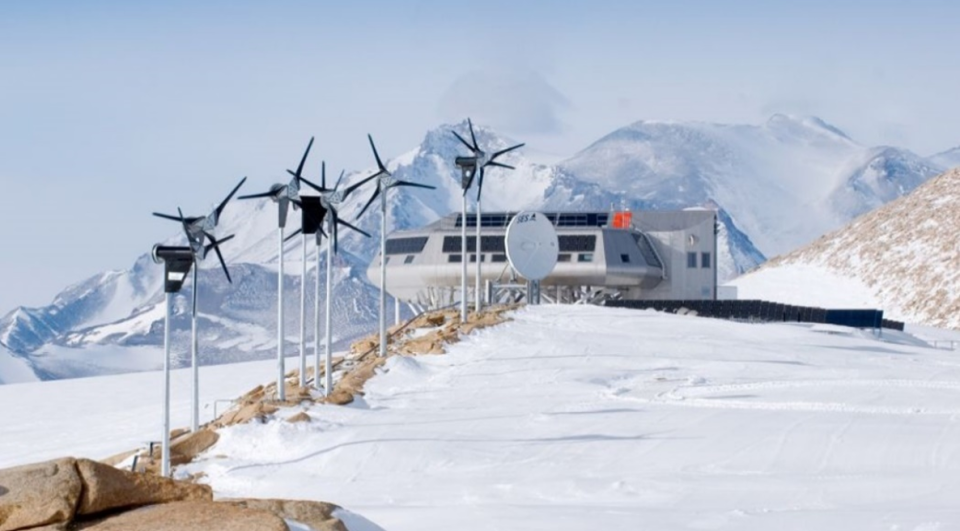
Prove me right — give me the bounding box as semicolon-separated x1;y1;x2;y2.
4;305;960;530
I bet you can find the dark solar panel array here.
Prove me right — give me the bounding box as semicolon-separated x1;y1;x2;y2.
558;235;596;252
442;236;506;253
385;237;429;255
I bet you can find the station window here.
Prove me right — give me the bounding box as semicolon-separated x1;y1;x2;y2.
687;252;697;268
701;252;711;269
384;256;390;264
557;254;571;262
448;254;462;263
578;253;594;263
620;253;631;263
404;255;415;264
491;254;507;263
469;254;485;263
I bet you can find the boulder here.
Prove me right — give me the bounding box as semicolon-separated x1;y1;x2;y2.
169;429;220;462
0;458;82;531
74;501;287;531
286;412;312;423
75;459;211;516
224;498;347;531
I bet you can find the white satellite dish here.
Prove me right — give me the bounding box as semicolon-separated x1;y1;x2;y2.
505;211;559;281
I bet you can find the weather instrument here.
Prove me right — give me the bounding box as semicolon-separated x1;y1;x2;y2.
150;238;227;479
289;162;374;393
238;137;326;400
357;134;436;357
505;211;558;304
152;179;242;433
451;119;524;317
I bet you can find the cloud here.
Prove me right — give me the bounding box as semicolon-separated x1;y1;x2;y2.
437;67;570;135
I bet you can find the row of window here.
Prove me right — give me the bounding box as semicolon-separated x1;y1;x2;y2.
440;235;597;254
447;253;596;264
687;252;711;269
454;213;610;228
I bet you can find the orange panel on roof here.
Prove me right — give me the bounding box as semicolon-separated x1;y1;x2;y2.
612;211;632;229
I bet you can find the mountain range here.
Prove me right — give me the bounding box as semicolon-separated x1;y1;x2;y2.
0;115;951;382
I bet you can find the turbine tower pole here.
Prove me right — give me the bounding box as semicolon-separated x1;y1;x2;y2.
190;267;199;432
315;236;322;391
379;191;388;356
475;193;482;313
277;226;286;401
299;232;307;388
325;214;334;392
461;193;468;323
161;292;172;478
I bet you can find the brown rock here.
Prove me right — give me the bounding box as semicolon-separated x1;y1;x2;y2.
0;457;82;531
169;429;220;462
98;450;137;468
21;524;68;530
224;498;346;531
286;412;312;423
75;459;211;516
74;501;287;531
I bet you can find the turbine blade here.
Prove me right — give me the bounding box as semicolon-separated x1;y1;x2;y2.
490;143;525;159
238;191;273;200
211;241;232;283
284;228;303;242
343;172;378;198
215;176;247;219
153;212;183;222
332;213;339;254
295;137;314;178
476;167;485;200
336;216;371;238
367;134;386;172
356;187;381;220
335;169;345;191
298;175;328;193
394;180;437;190
321;161;327;190
485;161;515;170
452;131;475;152
467;118;478;150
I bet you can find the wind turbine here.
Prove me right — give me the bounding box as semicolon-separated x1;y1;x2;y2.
237;138;324;401
357;134;436;357
452;119;524;316
152;177;244;432
293;163;374;393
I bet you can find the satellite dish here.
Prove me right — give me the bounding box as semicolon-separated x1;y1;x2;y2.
505;211;559;281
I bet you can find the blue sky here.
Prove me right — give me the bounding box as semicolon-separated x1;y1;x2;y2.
1;0;959;312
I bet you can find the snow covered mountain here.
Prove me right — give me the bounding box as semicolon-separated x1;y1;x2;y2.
0;116;941;382
931;146;960;169
559;114;943;257
732;168;960;329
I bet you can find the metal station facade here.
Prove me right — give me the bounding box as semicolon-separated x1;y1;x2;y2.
367;209;718;307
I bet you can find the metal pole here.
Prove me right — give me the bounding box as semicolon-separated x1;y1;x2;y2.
190;267;199;433
325;215;333;393
299;232;306;388
379;191;387;357
277;226;286;401
162;292;172;478
315;236;321;391
394;296;400;325
460;194;468;323
475;194;482;313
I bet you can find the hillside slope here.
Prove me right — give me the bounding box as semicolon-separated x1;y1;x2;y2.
733;168;960;329
3;305;959;530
